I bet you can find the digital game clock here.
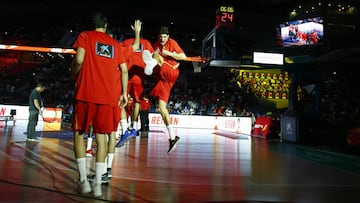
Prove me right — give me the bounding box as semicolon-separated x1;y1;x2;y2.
215;5;235;28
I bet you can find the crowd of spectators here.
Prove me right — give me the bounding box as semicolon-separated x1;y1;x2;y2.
236;70;291;100
1;55;274;118
319;72;360;125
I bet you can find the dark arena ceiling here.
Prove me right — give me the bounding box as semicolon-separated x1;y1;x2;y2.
0;0;359;65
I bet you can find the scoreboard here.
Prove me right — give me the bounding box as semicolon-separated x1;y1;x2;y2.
215;5;235;28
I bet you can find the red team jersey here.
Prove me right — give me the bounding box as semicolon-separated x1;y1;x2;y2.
73;31;126;106
153;38;184;68
140;98;151;111
72;30;129;133
121;38;154;72
121;38;154;102
150;38;185;103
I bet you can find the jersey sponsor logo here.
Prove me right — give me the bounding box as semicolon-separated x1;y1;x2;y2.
96;42;114;58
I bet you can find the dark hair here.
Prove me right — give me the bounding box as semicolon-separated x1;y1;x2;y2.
106;27;114;35
91;11;107;29
36;83;45;88
158;26;169;35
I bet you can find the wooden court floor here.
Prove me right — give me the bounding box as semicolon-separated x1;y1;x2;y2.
1;120;360;203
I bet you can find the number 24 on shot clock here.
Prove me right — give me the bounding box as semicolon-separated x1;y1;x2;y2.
215;5;235;28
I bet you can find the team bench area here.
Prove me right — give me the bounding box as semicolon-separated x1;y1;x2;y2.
0;115;15;126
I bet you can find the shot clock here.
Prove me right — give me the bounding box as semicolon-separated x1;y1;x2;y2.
215;5;235;29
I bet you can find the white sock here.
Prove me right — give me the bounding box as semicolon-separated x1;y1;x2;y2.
86;157;92;174
121;119;128;134
132;121;138;130
86;137;93;151
95;162;106;184
76;158;87;182
103;158;108;174
107;153;114;169
167;125;176;140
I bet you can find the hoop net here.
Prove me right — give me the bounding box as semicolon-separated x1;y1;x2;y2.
192;61;202;73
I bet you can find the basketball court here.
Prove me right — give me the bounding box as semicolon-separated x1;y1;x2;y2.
1;117;360;203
